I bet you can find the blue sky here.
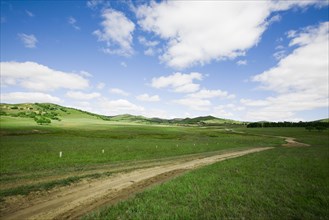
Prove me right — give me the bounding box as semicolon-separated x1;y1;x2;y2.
1;0;328;121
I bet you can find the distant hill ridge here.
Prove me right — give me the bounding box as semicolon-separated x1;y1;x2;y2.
0;103;242;125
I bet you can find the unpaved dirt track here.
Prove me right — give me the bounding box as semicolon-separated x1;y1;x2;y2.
1;147;273;220
281;137;310;147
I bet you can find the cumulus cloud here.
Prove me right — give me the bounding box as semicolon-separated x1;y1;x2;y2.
151;72;202;93
173;98;211;111
136;93;160;102
100;99;144;115
213;106;234;118
109;88;130;96
136;1;269;69
136;0;325;69
187;89;235;99
94;8;135;56
1;92;61;104
18;33;37;48
66;91;100;100
253;22;328;96
68;16;80;30
244;22;329;121
0;61;90;91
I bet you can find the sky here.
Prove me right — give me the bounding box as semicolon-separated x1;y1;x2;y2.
1;0;328;122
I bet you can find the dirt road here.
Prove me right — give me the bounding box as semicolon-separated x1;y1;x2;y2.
281;137;310;147
1;147;273;220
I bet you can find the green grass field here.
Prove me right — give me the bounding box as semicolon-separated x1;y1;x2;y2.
1;104;328;218
0;112;281;199
84;128;329;219
0;123;282;175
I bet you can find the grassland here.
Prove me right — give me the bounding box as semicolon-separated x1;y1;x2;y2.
85;128;329;219
1;103;328;219
0;104;281;199
0;123;282;175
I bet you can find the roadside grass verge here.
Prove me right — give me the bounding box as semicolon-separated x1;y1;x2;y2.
85;139;329;219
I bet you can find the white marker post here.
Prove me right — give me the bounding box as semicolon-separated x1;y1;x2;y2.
102;149;104;154
59;151;62;158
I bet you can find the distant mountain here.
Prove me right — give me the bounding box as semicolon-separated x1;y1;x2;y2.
0;103;242;126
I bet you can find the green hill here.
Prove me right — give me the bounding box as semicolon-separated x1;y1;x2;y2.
316;118;329;123
1;103;240;126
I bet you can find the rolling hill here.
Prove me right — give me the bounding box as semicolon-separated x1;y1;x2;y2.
0;103;242;126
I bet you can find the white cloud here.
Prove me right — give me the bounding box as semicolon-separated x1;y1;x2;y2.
18;33;37;48
236;60;247;66
151;72;202;93
138;36;159;47
68;16;80;30
96;82;105;90
1;92;61;104
173;98;211;111
94;8;135;56
66;91;100;100
136;93;160;102
109;88;130;96
136;1;324;69
136;1;270;69
138;36;159;56
1;61;90;91
252;22;328;96
240;99;270;107
100;99;144;115
213;107;234;118
244;22;329;121
269;0;327;11
187;89;234;99
26;10;34;17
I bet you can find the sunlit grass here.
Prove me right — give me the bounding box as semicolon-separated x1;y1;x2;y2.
85;130;329;219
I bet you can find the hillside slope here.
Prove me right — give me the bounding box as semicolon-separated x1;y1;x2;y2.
0;103;241;126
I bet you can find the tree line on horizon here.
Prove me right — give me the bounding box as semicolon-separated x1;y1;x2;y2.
247;121;329;131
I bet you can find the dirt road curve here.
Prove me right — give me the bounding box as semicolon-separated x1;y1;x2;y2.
1;147;273;220
282;137;310;147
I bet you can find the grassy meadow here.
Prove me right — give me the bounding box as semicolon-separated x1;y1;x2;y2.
0;120;281;175
0;104;282;198
1;103;328;219
85;128;329;219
